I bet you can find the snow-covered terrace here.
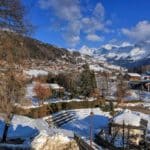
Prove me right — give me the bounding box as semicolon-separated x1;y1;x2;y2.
60;108;110;139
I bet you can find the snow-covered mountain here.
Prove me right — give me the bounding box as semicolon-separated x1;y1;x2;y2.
79;45;97;56
80;41;150;68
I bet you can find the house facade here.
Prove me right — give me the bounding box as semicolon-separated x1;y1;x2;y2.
109;109;148;146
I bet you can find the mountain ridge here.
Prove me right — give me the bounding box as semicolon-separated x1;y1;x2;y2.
79;41;150;68
0;30;81;64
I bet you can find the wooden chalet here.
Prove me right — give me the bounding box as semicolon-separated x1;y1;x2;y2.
125;73;141;81
96;109;148;149
109;109;148;147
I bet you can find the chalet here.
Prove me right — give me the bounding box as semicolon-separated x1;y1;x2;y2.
109;109;148;146
129;80;150;91
125;73;141;81
49;83;64;97
141;71;150;80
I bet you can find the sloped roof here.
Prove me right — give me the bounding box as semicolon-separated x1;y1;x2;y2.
112;109;141;127
128;73;141;77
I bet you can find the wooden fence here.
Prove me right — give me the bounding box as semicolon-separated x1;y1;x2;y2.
74;134;101;150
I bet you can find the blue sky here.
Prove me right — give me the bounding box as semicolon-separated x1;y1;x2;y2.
23;0;150;49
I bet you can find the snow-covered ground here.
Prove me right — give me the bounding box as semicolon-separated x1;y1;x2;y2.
124;90;150;102
0;108;149;149
21;81;97;108
15;96;97;109
3;114;75;149
0;108;110;149
31;131;74;150
7;115;49;141
59;108;110;139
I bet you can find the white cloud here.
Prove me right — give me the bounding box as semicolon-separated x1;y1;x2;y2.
86;34;102;42
39;0;81;47
39;0;110;47
93;3;105;19
39;0;81;21
68;35;80;47
82;17;105;33
122;20;150;41
64;20;81;46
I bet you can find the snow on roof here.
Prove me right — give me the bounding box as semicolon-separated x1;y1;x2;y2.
0;117;5;141
7;115;49;140
112;109;141;126
24;69;48;78
49;83;63;90
128;73;141;77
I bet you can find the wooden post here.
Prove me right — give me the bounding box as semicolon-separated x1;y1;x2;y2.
122;120;125;150
90;111;94;148
127;125;130;149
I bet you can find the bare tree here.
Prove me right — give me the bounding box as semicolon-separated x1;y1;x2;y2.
0;71;25;122
0;0;32;121
34;83;52;105
0;0;32;34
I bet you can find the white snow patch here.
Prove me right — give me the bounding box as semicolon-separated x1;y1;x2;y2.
7;115;49;140
24;69;48;78
112;109;141;126
128;73;141;77
31;130;71;150
60;108;110;138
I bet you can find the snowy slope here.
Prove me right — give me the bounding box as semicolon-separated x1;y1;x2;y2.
60;108;110;138
7;115;49;140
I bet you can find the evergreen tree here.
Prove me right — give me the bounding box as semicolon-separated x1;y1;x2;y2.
79;64;96;97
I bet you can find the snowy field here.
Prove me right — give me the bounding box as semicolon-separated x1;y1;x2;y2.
2;108;110;143
59;108;110;139
0;108;149;149
0;115;74;149
125;90;150;102
0;108;110;149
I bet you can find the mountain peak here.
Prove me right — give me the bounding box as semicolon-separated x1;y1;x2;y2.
79;41;150;68
80;45;96;56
